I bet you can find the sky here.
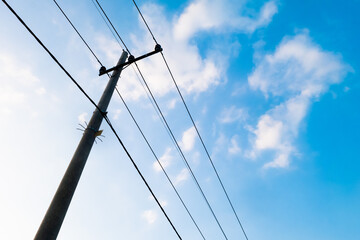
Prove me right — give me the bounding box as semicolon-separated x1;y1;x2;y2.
0;0;359;239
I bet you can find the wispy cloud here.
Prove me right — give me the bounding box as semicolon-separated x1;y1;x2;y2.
174;0;278;41
228;135;241;155
153;147;173;172
97;1;278;101
142;210;157;224
179;126;197;152
97;4;222;100
174;168;189;186
219;106;247;124
35;87;46;96
167;99;177;109
78;112;88;123
248;30;350;168
112;109;122;120
0;53;40;115
0;54;39;85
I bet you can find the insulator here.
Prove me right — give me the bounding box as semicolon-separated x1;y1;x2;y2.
155;44;162;52
128;55;135;62
99;66;106;75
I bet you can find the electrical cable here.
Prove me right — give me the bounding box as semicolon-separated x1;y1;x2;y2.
161;54;250;240
52;1;206;237
131;0;157;44
1;1;181;238
94;0;131;53
53;0;103;67
115;88;206;240
90;0;124;51
92;2;229;239
130;64;186;169
92;1;232;239
134;64;230;240
102;115;182;240
91;1;232;239
131;0;249;239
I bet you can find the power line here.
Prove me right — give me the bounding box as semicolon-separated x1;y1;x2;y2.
53;0;103;67
130;65;184;162
163;54;249;240
90;0;124;51
102;115;182;240
2;1;181;238
134;64;229;240
115;88;207;240
94;0;130;53
52;1;206;238
131;0;157;44
92;2;229;239
131;1;249;239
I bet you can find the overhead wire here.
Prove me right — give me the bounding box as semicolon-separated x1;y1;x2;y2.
53;1;206;238
131;0;249;239
131;0;157;44
131;64;186;165
161;53;249;240
91;1;229;239
53;0;103;67
133;64;229;240
90;0;125;51
115;89;206;240
2;0;181;238
94;0;130;53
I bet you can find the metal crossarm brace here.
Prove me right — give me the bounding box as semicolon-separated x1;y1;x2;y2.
99;44;163;76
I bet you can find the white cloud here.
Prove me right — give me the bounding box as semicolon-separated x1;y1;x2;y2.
112;109;122;120
249;31;349;97
160;200;168;207
0;54;39;85
0;86;25;105
179;126;197;152
142;210;157;224
254;115;283;150
219;106;247;123
211;132;227;158
147;196;168;207
263;148;292;169
167;99;177;109
228;136;241;154
98;1;277;101
248;31;350;168
0;86;25;116
152;148;173;172
78;112;88;123
174;168;189;186
0;53;41;115
192;151;201;166
96;4;222;101
35;87;46;95
174;0;278;41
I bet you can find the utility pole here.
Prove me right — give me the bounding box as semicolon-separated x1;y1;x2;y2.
34;51;128;240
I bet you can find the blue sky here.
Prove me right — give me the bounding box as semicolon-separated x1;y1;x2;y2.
0;0;359;239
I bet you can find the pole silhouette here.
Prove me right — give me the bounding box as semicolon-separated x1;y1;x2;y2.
35;51;128;240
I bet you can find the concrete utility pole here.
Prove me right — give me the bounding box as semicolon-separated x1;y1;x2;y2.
34;51;128;240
